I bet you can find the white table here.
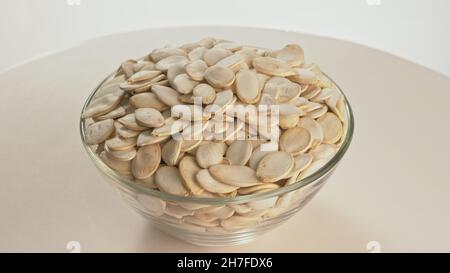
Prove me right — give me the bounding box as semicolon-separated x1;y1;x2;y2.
1;26;449;252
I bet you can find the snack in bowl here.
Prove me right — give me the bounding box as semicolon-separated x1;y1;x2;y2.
80;37;353;246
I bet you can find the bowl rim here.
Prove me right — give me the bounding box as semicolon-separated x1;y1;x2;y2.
80;66;354;205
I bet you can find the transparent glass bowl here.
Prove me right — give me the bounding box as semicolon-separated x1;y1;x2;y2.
79;72;354;247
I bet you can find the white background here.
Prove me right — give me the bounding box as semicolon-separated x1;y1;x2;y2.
1;0;449;76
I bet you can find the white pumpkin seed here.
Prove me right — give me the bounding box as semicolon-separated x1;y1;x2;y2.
161;139;182;166
196;142;224;168
137;130;170;146
280;126;312;155
203;48;232;66
185;60;208;81
173;73;199;94
129;92;168;111
193;83;216;104
256;151;294;182
135;108;165;128
85;119;114;145
196;169;239;194
155;166;188;196
253;57;294;77
178;155;204;195
209;165;261;187
225;140;252;165
317;112;343;144
235;69;260;104
204;65;235;88
131;144;161;179
151;85;181;106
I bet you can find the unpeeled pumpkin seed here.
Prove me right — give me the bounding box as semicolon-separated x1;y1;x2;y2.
173;73;199;94
114;121;140;138
129;92;168;111
193;83;216;104
82;92;124;118
105;136;137;151
270;44;304;67
196;142;224;168
225;140;252;165
185;60;208;81
151;85;181;106
127;70;161;83
155;55;189;72
161;139;182;166
118;113;147;131
209;165;261;187
253;57;293;77
178;156;204;195
85;119;114;145
137;130;170;146
131;144;161;179
135;108;165;128
280;126;312;155
203;48;232;66
256;151;294;183
196;169;239;194
204;65;235;88
236;69;260;104
149;47;187;63
317;112;343;144
155;166;188;196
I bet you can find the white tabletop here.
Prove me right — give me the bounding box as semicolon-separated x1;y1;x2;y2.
1;26;449;253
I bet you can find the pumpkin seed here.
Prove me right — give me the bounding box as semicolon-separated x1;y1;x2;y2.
270;44;304;66
161;139;183;166
196;142;224;168
193;83;216;104
100;151;131;174
128;70;161;83
209;165;261;187
131;144;161;179
178;156;204;195
155;166;188;196
105;136;137;151
149;47;187;62
173;73;199;94
152;117;190;137
236;69;260;104
85;119;114;145
203;48;232;66
185;60;208;81
297;117;324;147
155;55;189;72
82;92;124;118
280;126;312;155
196;169;239;194
256;151;294;182
114;121;140;138
151;85;181;106
129;92;168;111
317;112;343;144
118;113;147;131
238;183;280;195
135;108;165;128
105;145;136;162
204;65;235;88
136;130;170;146
225;140;252;165
310;144;338;161
253;57;294;77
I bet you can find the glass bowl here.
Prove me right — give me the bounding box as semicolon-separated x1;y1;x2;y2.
79;70;354;247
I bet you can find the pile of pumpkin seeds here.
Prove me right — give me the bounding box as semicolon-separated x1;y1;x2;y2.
82;38;347;232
